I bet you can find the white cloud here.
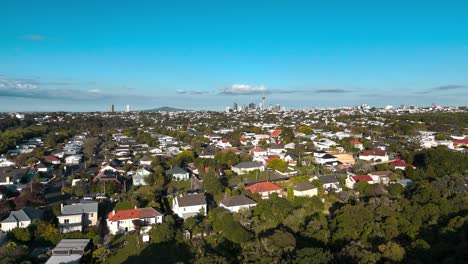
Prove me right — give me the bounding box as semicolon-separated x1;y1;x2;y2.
221;84;269;95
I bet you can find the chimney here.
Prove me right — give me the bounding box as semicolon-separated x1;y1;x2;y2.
60;203;64;212
112;210;115;215
5;176;9;184
134;205;137;209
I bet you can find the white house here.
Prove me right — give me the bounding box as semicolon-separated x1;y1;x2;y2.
250;147;267;158
231;161;265;175
65;155;82;165
172;193;207;219
57;200;99;233
267;144;286;155
359;149;389;162
293;181;318;197
216;139;232;149
0;160;15;167
132;167;152;186
0;207;44;232
139;157;153;166
368;171;392;185
345;175;374;189
220;195;257;213
46;239;91;264
107;207;163;235
314;153;338;166
166;166;190;181
315;175;342;193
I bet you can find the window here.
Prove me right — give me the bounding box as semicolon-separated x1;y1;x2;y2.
64;219;69;224
90;213;93;217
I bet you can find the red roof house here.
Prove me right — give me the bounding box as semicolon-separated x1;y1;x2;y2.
391;159;415;170
245;181;283;199
271;129;282;138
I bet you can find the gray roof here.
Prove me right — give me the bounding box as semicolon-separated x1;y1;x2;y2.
268;144;285;149
232;161;263;169
294;181;317;191
318;175;339;184
61;200;98;216
176;193;206;207
166;166;188;175
220;195;257;207
1;207;44;223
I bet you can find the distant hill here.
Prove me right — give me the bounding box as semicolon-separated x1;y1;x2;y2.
142;106;189;112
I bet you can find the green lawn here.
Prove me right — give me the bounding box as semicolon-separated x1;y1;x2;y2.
167;179;191;192
109;233;146;264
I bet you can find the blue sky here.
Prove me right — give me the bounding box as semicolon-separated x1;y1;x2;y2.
1;0;467;111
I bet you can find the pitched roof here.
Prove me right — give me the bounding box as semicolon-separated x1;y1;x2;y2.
360;148;387;156
45;155;60;162
246;181;282;193
352;175;373;182
271;129;282;137
268;144;285;149
220;195;257;207
233;161;263;169
250;146;266;152
61;200;98;215
108;207;162;221
293;181;317;191
176;193;206;207
1;207;43;223
318;175;339;184
391;159;414;168
351;139;363;145
369;171;392;176
166;166;188;175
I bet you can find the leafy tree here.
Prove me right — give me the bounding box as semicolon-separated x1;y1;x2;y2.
202;169;223;195
378;241;405;262
149;223;175;243
267;158;288;173
294;247;334;264
10;228;31;243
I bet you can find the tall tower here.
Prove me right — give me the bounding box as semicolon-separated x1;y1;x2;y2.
111;104;115;113
126;105;130;112
262;94;266;110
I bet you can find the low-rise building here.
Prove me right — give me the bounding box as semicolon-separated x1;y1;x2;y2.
293;181;318;197
172;193;207;219
245;181;283;199
231;161;265;175
46;239;91;264
0;207;44;232
220;195;257;213
57;200;99;233
107;207;163;235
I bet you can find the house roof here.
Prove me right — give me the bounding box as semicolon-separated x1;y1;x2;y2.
369;171;392;176
268;144;285;149
220;195;257;207
1;207;43;223
271;129;282;137
318;175;339;184
352;175;373;182
140;156;153;161
61;200;98;216
293;181;317;191
45;155;60;162
351;139;363;145
321;154;337;159
360;148;387;157
250;146;266;152
176;193;206;207
233;161;263;169
391;159;415;168
246;181;282;193
108;207;162;221
166;166;188;175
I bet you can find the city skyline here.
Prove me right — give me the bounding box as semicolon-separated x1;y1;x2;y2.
1;0;468;112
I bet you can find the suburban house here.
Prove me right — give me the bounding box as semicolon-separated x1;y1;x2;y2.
36;162;50;173
314;152;338;166
0;207;44;232
216;139;232;149
0;167;31;185
391;159;416;170
139;157;153;166
270;129;282;143
44;155;61;165
65;155;82;165
166;166;190;181
172;193;207;219
0;159;15;167
93;170;123;184
293;181;318;197
199;147;217;159
316;175;342;193
107;207;163;235
132;167;152;186
245;181;283;199
45;239;91;264
359;148;389;162
267;144;286;155
219;195;257;213
250;146;267;158
231;161;265;175
351;139;364;150
345;175;374;189
57;200;99;233
368;171;392;185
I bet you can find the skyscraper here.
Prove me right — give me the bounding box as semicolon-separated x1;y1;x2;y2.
233;102;238;112
126;105;130;112
111;104;115;113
